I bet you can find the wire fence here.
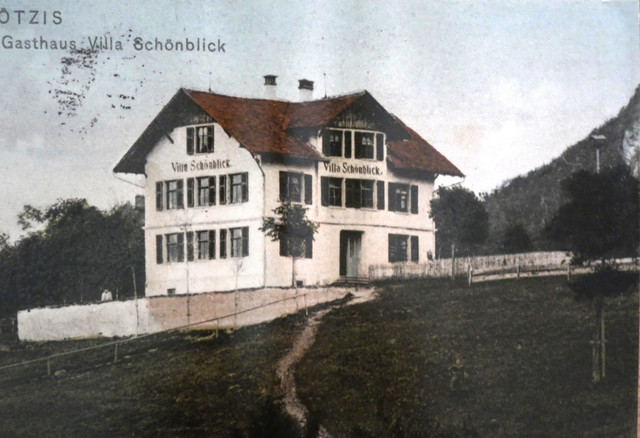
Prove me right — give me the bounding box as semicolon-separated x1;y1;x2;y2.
0;292;311;378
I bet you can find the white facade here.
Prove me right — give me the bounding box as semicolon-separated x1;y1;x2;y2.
115;88;462;296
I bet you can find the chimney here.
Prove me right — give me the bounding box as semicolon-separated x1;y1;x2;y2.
263;75;277;99
298;79;314;101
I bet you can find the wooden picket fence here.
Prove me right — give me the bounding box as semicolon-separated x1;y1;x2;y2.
368;252;638;286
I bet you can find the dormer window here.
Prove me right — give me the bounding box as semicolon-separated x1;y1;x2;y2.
186;125;214;155
322;129;384;161
355;132;374;159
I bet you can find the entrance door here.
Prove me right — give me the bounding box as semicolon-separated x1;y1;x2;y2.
340;231;362;278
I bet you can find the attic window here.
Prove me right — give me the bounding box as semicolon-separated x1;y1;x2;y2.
187;125;214;155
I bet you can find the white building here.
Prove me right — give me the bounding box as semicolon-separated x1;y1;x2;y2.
114;78;462;296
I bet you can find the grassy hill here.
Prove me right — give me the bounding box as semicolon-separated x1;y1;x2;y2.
0;276;636;437
483;85;640;253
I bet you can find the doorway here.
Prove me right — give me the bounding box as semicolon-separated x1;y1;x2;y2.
339;231;362;278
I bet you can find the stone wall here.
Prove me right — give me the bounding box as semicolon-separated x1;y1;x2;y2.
18;287;359;341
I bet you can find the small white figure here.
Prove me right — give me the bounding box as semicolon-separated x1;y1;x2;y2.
101;289;113;302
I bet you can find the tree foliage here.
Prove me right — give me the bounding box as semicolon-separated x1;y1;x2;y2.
429;186;488;258
501;223;533;254
260;201;318;287
0;199;144;317
545;166;639;262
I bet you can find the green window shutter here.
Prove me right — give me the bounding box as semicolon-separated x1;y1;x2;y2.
219;175;227;205
156;235;163;264
242;227;249;256
186;231;194;261
305;235;313;259
377;181;385;210
177;233;185;262
177;180;184;209
320;177;329;206
242;173;249;202
186;127;194;155
345;179;358;208
209;177;217;205
304;174;312;205
279;171;288;201
388;183;396;212
206;126;214;152
411;235;419;262
220;229;227;258
155;182;163;211
376;133;384;161
187;178;194;208
411;185;418;214
344;131;352;158
322;130;330;156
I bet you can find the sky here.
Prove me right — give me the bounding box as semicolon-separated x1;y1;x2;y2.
0;0;638;240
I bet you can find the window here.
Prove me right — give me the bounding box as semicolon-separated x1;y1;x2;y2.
187;125;214;155
323;130;343;157
345;179;375;209
165;180;184;210
230;173;248;204
230;227;249;257
216;173;249;205
280;172;312;204
165;233;184;263
197;177;216;206
280;235;313;259
321;177;343;207
197;230;214;260
388;234;409;262
388;183;419;214
355;132;375;159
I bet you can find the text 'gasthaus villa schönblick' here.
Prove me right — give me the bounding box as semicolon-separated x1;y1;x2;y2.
1;35;227;53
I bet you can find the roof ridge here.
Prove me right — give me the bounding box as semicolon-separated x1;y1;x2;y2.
182;87;368;104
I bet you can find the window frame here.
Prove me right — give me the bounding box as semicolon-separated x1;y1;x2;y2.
165;180;184;210
229;226;249;258
229;172;249;204
197;176;216;207
388;234;409;263
345;178;375;209
355;132;375;159
187;125;214;155
165;232;184;263
197;230;210;260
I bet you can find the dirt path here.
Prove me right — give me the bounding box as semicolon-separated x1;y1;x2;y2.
276;288;378;437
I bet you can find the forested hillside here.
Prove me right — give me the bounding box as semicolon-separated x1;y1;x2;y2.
483;85;640;253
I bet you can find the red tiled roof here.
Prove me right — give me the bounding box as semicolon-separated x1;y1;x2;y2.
185;90;322;159
387;117;464;177
114;88;462;177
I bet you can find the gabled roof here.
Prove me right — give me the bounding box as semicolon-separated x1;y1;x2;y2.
114;88;462;177
387;116;463;177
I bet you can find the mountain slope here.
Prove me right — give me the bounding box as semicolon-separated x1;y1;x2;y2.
483;85;640;253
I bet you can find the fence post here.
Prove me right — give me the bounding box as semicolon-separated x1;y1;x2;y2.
567;264;572;281
467;264;473;287
517;264;520;279
47;358;51;376
114;344;119;364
